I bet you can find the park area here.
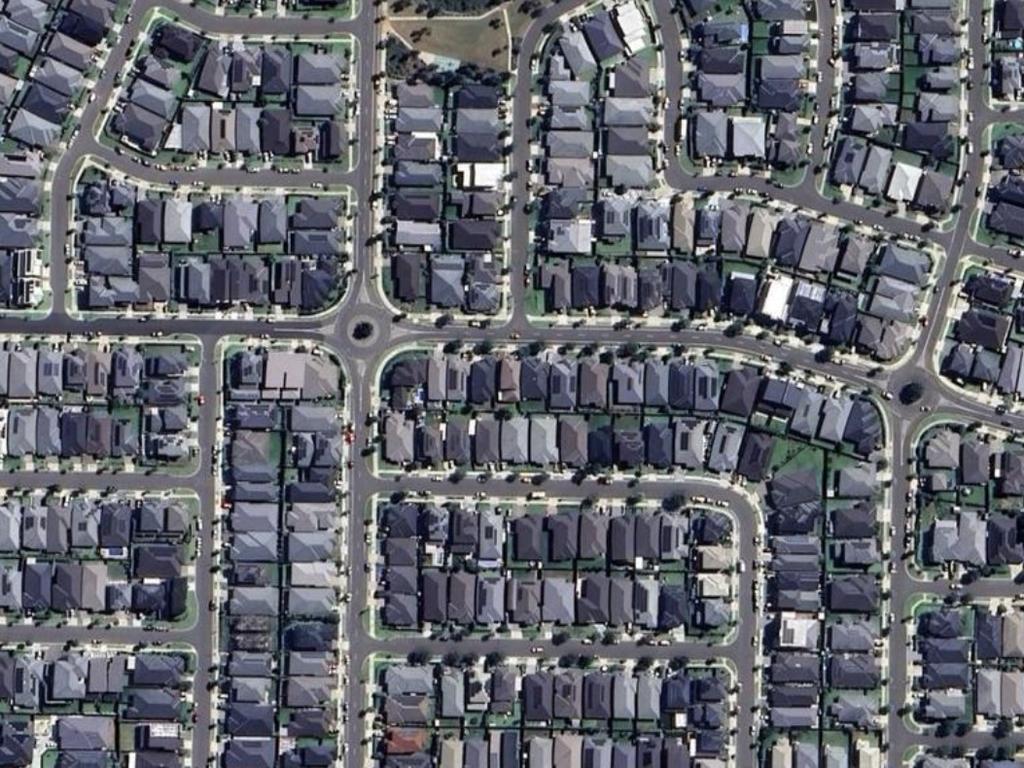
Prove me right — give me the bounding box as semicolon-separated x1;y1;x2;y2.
386;0;539;70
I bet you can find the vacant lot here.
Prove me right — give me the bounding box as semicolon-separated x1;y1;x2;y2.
386;1;536;71
387;11;510;69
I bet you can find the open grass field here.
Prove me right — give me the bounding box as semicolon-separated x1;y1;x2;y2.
385;1;536;71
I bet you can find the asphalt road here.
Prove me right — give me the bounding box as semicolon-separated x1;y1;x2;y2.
0;0;1020;766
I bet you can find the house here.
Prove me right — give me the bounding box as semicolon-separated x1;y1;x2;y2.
707;422;744;473
731;116;766;157
693;111;729;157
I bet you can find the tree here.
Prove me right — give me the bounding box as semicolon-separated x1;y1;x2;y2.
619;342;640;359
441;651;460;667
407;650;429;665
995;717;1013;739
485;652;505;668
663;494;684;512
899;381;925;405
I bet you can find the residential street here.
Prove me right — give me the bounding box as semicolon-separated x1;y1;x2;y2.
1;0;1022;766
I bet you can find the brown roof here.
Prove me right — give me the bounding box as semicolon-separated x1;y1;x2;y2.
386;728;428;755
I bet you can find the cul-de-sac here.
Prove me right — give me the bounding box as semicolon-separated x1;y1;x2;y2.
0;0;1019;767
